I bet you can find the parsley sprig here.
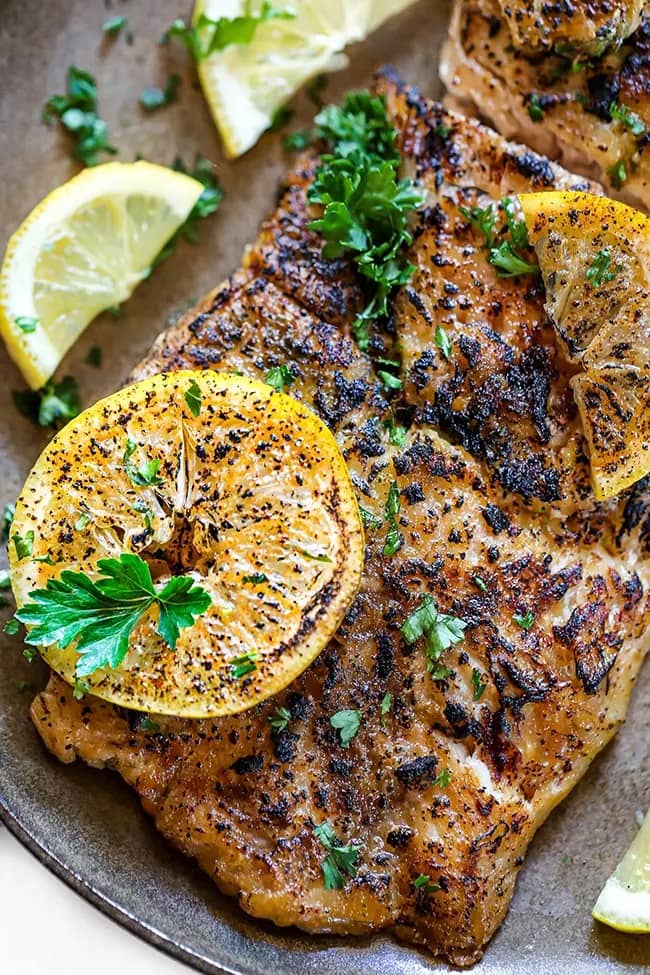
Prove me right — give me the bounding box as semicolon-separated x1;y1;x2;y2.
313;821;360;889
307;92;423;350
459;196;539;278
13;377;81;429
151;155;223;269
400;594;466;679
166;2;295;60
15;553;211;678
586;248;620;287
43;66;117;167
330;708;361;748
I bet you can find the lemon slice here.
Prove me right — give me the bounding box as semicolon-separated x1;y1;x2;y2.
10;371;364;717
519;191;650;501
593;809;650;933
0;162;204;390
195;0;417;158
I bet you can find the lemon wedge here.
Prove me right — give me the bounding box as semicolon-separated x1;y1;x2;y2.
0;162;204;389
194;0;417;158
593;809;650;933
519;191;650;501
10;370;365;718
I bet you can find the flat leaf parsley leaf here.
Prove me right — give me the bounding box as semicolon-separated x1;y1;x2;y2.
166;2;295;61
313;821;360;889
15;552;211;678
400;594;466;676
123;439;163;488
586;248;620;287
185;379;202;417
265;364;296;392
330;708;361;748
268;705;291;732
383;480;403;557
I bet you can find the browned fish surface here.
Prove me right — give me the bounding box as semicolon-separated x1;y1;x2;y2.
441;0;650;209
31;73;650;967
495;0;644;54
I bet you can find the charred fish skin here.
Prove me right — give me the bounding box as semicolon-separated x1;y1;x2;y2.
30;73;650;967
441;0;650;210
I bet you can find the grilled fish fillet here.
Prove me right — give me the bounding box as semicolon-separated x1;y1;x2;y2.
30;72;650;966
441;0;650;209
495;0;644;54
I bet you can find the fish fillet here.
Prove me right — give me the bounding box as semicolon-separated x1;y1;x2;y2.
30;72;650;966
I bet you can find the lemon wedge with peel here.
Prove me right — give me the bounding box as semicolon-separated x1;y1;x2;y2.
0;162;204;389
10;370;365;718
593;809;650;933
520;191;650;501
195;0;417;158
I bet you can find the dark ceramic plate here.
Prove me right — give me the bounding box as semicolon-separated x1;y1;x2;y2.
1;1;650;973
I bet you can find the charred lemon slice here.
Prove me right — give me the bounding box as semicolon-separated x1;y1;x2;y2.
520;191;650;501
10;371;364;717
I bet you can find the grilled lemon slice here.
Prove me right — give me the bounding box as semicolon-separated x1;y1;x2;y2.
520;191;650;501
0;162;204;389
593;809;650;933
10;371;364;717
195;0;417;158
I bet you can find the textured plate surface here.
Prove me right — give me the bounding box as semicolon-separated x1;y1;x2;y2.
1;1;649;973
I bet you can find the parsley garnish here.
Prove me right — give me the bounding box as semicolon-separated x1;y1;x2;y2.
586;248;620;287
384;409;407;447
2;503;15;542
73;677;90;700
359;505;383;530
5;618;21;636
527;93;545;122
0;571;11;591
330;708;361;748
608;159;627;189
166;2;295;60
471;667;487;700
13;376;81;429
15;316;39;333
185;379;202;417
300;549;332;563
269;705;291;732
74;512;91;532
43;66;117;167
434;767;452;788
152;155;223;269
459;202;496;249
139;716;161;732
103;15;126;36
313;821;360;889
86;345;102;368
378;370;402;392
283;129;316;152
472;574;487;593
413;874;440;894
489;197;539;278
400;594;466;676
380;690;392;728
609;101;645;136
15;552;211;678
123;439;163;488
243;572;267;585
307;92;422;351
231;650;258;679
12;531;35;560
383;480;403;557
265;364;296;392
140;75;181;111
435;325;452;361
513;609;535;630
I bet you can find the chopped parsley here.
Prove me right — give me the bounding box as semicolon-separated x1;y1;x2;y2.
313;821;360;889
5;618;21;636
472;574;487;593
413;873;440;894
471;667;487;700
231;650;258;679
378;370;402;392
380;690;392;728
166;2;295;60
12;531;34;560
400;594;466;677
265;364;296;392
330;708;361;748
184;379;202;417
152;155;223;268
15;316;39;333
586;248;620;287
124;439;163;488
43;66;117;167
359;505;383;530
434;767;452;788
15;552;211;678
489;197;539;278
609;101;645;136
435;324;452;361
383;480;403;557
139;716;161;732
283;128;316;152
307;92;423;350
13;376;81;429
102;15;127;35
2;503;15;542
74;512;91;532
527;93;545;122
72;677;90;700
86;345;103;368
0;571;11;590
268;706;291;732
384;409;407;447
513;609;535;630
243;572;267;585
139;74;181;111
458;202;496;249
608;158;628;189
